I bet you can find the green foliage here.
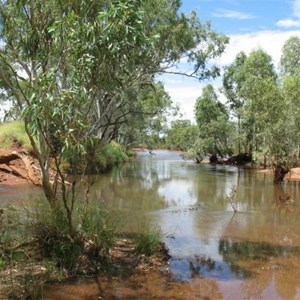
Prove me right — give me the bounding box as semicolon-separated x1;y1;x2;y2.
239;49;281;164
134;225;162;256
280;36;300;77
0;207;29;270
0;120;32;151
104;141;128;164
222;52;247;154
222;52;247;111
166;119;199;151
30;201;83;270
30;198;120;271
194;84;234;159
0;0;228;229
183;139;206;163
88;141;129;173
81;204;120;255
220;44;300;173
118;82;175;149
221;48;288;167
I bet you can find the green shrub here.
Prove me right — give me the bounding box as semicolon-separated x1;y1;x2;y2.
0;120;32;151
134;225;162;256
29;199;120;271
30;203;83;271
81;204;120;256
62;138;129;174
88;141;129;173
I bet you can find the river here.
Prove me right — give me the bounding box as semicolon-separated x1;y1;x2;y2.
5;150;300;299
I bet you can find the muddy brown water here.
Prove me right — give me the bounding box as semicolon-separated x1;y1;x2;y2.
3;150;300;299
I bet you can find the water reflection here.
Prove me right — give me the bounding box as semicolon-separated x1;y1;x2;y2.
87;151;300;272
0;184;43;208
13;150;300;299
171;254;251;281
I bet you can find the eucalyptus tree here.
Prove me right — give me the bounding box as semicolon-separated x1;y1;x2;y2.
222;52;247;154
195;84;233;162
85;0;229;143
280;36;300;160
0;0;156;229
116;82;174;148
280;36;300;77
0;0;228;227
166;119;199;151
239;49;279;164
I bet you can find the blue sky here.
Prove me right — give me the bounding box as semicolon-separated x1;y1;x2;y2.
162;0;300;122
180;0;293;34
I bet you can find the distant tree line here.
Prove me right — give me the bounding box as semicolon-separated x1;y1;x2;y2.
160;36;300;183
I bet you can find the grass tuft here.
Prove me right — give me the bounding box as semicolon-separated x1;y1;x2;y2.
81;204;120;256
134;225;162;256
0;120;32;151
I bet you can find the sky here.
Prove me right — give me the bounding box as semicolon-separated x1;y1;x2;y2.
162;0;300;122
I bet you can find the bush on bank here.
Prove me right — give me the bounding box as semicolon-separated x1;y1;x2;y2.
92;141;129;172
0;203;167;299
0;121;131;175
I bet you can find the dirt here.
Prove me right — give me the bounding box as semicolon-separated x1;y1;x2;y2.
287;167;300;181
0;147;42;186
259;167;300;182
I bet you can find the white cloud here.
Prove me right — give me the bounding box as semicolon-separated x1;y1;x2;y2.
212;9;256;20
216;30;300;67
164;83;202;121
293;0;300;18
276;0;300;28
276;19;300;28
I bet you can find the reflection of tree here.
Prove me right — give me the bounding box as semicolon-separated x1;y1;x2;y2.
79;156;180;232
241;255;300;300
73;152;300;299
192;165;234;208
89;173;167;211
219;238;298;262
188;256;216;278
190;164;281;212
219;237;300;299
124;154;177;186
173;254;250;281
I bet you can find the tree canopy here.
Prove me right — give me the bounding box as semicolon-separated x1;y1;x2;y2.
0;0;229;225
194;84;233;162
280;36;300;77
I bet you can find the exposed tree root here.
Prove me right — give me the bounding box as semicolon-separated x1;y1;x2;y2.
0;152;20;164
0;164;28;180
0;150;41;185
